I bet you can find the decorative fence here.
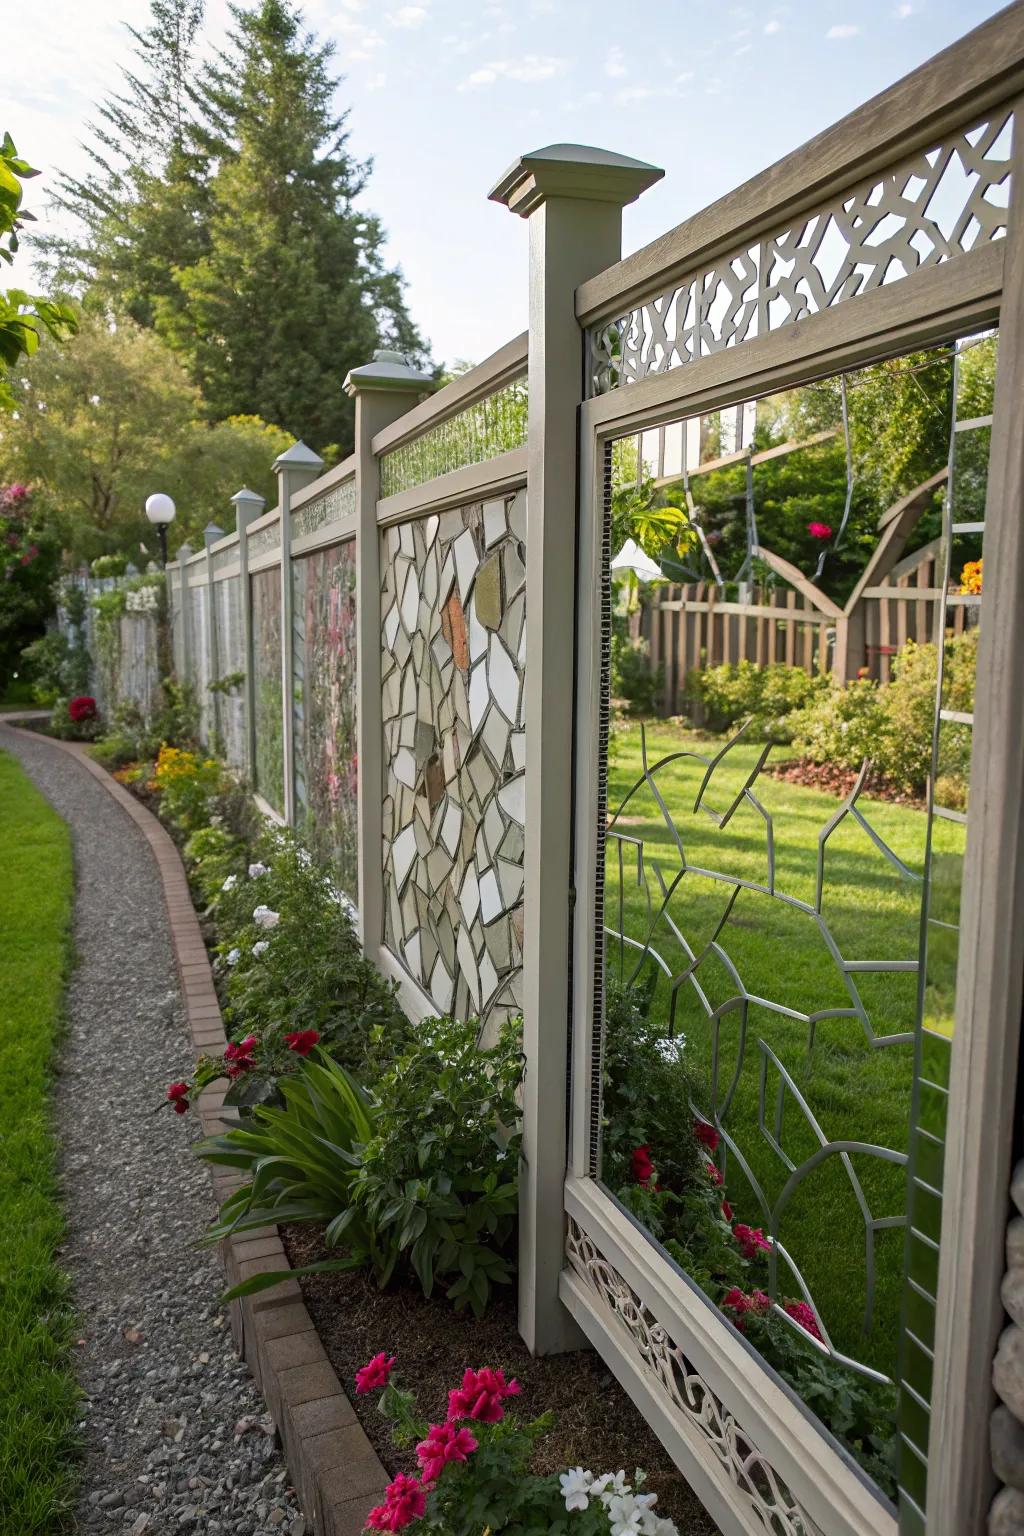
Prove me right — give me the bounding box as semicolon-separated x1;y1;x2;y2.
59;567;164;717
144;13;1024;1536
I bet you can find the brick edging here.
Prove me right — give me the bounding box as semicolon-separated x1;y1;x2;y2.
2;726;389;1536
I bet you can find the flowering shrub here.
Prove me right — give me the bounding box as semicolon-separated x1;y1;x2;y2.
48;694;104;741
182;825;246;905
357;1355;681;1536
959;557;983;595
0;482;60;687
807;521;833;540
68;695;97;722
152;745;229;833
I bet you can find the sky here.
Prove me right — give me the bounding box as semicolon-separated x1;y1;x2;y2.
8;0;1009;369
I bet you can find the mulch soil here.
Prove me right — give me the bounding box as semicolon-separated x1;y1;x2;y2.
765;757;924;806
282;1224;719;1534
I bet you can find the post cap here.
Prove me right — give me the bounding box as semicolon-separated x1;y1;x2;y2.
344;349;434;397
203;523;225;550
230;486;267;509
177;543;193;562
272;440;324;475
489;143;664;219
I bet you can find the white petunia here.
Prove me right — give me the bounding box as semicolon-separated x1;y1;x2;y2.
226;948;241;966
559;1468;593;1513
641;1518;678;1536
222;874;238;892
252;940;270;958
607;1493;657;1536
592;1472;630;1505
654;1035;686;1063
252;905;280;929
248;861;270;878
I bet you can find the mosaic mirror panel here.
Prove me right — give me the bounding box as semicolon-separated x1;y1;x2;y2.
250;565;284;814
214;574;248;774
590;336;991;1526
379;378;528;499
380;491;527;1029
590;110;1012;393
293;541;359;899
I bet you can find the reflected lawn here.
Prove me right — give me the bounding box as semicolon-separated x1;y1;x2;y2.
604;721;963;1378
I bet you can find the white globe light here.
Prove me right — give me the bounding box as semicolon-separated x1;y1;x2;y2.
145;492;176;525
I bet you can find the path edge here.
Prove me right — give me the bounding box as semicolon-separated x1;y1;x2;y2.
2;727;389;1536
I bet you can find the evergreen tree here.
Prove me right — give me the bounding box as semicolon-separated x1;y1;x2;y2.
162;0;426;454
37;0;210;331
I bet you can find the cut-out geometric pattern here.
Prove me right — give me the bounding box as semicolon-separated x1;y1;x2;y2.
590;112;1013;392
380;493;527;1027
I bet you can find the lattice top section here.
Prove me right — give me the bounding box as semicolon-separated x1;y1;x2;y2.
379;377;528;499
246;518;281;563
292;476;356;541
590;111;1013;393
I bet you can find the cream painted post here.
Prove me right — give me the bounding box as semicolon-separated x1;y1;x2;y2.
272;442;323;825
176;544;193;689
343;351;433;955
490;146;664;1356
232;488;266;785
203;523;225;749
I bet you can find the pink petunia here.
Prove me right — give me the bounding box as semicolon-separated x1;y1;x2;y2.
447;1367;521;1424
415;1422;478;1483
785;1300;823;1341
734;1223;771;1260
355;1352;396;1395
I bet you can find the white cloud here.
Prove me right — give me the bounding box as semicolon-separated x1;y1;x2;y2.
388;5;428;27
457;53;568;89
826;23;861;38
894;1;915;14
764;18;781;34
605;45;626;78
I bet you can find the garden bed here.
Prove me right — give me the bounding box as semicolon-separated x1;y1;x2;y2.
765;757;924;806
282;1224;718;1535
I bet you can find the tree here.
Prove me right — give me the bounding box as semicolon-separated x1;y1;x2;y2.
35;0;210;334
160;0;426;455
0;483;61;688
0;316;291;562
0;134;77;409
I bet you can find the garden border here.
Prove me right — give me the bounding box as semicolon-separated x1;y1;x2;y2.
5;725;389;1536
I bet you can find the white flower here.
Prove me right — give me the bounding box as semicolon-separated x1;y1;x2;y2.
226;948;241;967
252;905;280;929
248;861;270;879
592;1472;630;1505
642;1519;678;1536
654;1035;686;1063
222;874;238;892
607;1493;658;1536
252;940;270;958
559;1469;593;1513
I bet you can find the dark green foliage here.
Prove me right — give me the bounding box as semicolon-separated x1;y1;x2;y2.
0;486;61;690
685;660;826;739
610;630;662;714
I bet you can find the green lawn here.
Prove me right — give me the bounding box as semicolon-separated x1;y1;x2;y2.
0;749;79;1533
605;722;962;1380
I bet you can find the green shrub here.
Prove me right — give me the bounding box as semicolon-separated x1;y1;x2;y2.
788;678;884;771
48;695;103;741
879;631;975;797
687;660;826;740
90;553;128;578
183;825;246;905
610;631;662;714
20;630;91;703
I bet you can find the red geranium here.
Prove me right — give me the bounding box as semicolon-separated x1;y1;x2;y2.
694;1119;720;1152
734;1223;771;1259
223;1035;257;1079
705;1159;723;1186
447;1366;521;1424
630;1144;655;1186
721;1199;734;1223
785;1300;823;1341
68;696;97;722
355;1351;396;1395
166;1082;190;1115
808;521;832;540
284;1029;320;1056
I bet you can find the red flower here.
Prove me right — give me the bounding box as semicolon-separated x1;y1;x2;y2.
785;1300;823;1341
734;1223;771;1260
416;1422;478;1482
721;1199;734;1223
694;1119;720;1152
447;1367;521;1424
284;1028;320;1056
365;1473;427;1531
355;1352;396;1395
721;1287;771;1332
630;1144;655;1186
705;1159;723;1186
808;521;833;541
166;1082;190;1115
68;696;97;722
223;1034;257;1079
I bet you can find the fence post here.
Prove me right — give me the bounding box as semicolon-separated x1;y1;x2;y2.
272;443;324;825
176;544;193;694
231;488;266;786
343;351;433;958
490;145;664;1356
203;523;225;750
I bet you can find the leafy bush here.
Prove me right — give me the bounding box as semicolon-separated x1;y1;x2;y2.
788;678;884;771
47;694;103;741
610;632;662;715
359;1353;684;1536
687;660;826;740
152;744;229;832
183;825;246;905
20;629;91;703
90;553;128;578
352;1015;522;1316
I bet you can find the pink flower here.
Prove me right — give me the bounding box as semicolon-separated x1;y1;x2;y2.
415;1422;478;1482
808;521;832;541
705;1160;723;1186
365;1473;427;1531
785;1300;823;1341
720;1287;771;1332
355;1352;396;1395
721;1199;733;1223
447;1367;521;1424
694;1119;719;1152
734;1223;771;1260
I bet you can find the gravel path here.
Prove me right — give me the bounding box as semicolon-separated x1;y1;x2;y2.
1;725;305;1536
